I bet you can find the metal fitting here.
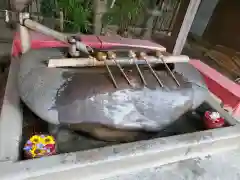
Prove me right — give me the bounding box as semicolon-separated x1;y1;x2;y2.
19;12;30;25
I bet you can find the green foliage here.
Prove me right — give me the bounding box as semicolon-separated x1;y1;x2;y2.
57;0;92;33
41;0;92;33
40;0;56;17
103;0;145;28
40;0;147;34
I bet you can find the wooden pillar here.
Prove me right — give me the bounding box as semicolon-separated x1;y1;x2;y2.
142;9;162;39
10;0;32;11
19;13;31;53
172;0;201;55
93;0;107;35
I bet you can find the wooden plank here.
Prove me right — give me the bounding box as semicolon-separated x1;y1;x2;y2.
205;49;240;77
173;0;201;55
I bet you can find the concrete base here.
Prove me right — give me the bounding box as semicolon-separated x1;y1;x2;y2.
0;58;240;179
0;57;22;162
105;150;240;180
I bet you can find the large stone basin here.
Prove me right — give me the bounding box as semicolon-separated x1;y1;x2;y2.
18;47;207;140
0;53;240;180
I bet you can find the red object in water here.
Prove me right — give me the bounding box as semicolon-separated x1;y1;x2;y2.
204;111;225;129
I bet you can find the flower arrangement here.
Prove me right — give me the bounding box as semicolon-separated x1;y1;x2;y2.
23;134;56;158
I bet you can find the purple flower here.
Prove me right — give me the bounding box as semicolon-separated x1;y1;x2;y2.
23;146;31;151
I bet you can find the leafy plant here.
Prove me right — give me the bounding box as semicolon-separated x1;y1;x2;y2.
102;0;145;35
40;0;56;17
57;0;92;33
41;0;92;33
40;0;148;35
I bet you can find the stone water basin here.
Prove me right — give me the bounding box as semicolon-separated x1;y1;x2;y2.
0;57;240;180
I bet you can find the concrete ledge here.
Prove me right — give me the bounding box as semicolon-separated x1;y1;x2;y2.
0;125;240;180
0;57;22;162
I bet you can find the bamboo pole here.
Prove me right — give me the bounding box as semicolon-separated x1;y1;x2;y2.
19;13;31;53
48;55;189;68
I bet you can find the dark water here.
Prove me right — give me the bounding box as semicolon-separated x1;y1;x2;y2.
19;102;230;160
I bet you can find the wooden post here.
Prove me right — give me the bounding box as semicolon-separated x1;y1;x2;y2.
93;0;107;35
10;0;32;11
140;0;163;39
173;0;201;55
59;10;64;32
142;13;155;39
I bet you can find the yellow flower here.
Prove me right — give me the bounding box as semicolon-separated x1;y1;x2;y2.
30;145;47;158
37;149;45;156
43;135;55;145
30;135;41;144
29;144;37;157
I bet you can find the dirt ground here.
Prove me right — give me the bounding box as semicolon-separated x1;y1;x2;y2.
183;42;237;82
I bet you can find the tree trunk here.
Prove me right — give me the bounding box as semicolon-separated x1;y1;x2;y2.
10;0;33;11
94;0;107;35
139;0;163;39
